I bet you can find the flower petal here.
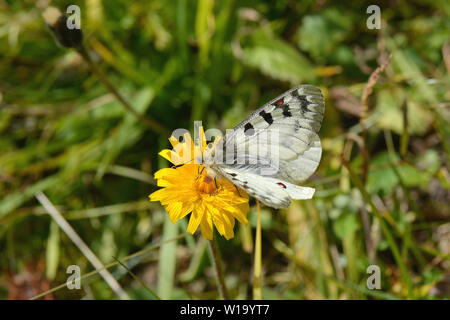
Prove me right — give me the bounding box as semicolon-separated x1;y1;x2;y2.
200;208;213;240
150;134;250;240
170;201;194;222
187;201;205;235
159;149;183;165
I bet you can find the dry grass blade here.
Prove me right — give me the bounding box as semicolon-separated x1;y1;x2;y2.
112;256;161;300
443;42;450;73
35;192;130;300
30;233;189;300
360;54;392;184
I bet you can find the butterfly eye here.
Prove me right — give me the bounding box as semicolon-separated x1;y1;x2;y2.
208;143;213;149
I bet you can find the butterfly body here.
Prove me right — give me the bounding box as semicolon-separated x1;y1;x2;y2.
204;85;325;209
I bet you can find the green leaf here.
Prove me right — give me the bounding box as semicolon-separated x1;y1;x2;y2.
0;174;61;217
241;29;316;84
249;207;273;230
96;87;155;179
179;237;208;282
296;8;352;62
333;212;359;240
397;165;429;188
367;153;431;194
417;150;441;175
375;87;433;135
367;167;399;195
158;216;179;299
46;220;60;280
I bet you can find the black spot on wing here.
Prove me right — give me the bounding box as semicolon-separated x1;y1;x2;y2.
294;119;301;132
259;110;273;125
298;95;311;112
282;105;292;117
244;123;255;136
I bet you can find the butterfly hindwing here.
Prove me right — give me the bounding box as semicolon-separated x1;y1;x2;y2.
217;167;315;209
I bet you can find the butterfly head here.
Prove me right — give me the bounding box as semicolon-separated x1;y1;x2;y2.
202;143;216;164
191;141;219;179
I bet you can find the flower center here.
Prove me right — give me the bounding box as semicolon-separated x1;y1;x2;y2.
195;170;217;195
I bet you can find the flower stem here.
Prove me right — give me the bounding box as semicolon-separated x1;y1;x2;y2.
207;236;229;300
253;199;262;299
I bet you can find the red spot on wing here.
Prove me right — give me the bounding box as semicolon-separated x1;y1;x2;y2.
276;99;284;105
277;182;286;189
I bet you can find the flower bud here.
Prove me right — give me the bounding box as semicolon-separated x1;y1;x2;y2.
42;7;83;48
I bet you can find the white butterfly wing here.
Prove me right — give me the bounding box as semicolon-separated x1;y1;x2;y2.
217;167;315;209
218;85;324;181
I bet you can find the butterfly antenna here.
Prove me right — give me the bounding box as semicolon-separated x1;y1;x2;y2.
195;166;206;180
171;158;194;169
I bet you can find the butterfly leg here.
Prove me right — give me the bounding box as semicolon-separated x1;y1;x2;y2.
214;177;218;190
234;185;241;197
196;166;206;180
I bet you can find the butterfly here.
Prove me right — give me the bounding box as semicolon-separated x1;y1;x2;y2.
201;85;325;209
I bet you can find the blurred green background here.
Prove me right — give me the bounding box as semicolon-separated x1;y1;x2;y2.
0;0;449;300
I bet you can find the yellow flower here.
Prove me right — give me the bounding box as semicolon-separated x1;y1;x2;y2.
149;128;249;240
